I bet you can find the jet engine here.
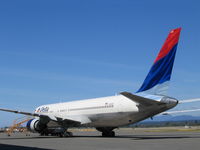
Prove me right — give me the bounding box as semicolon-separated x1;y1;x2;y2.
26;118;43;133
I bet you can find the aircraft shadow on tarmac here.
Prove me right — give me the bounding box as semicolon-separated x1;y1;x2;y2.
1;134;200;140
73;135;200;140
0;144;51;150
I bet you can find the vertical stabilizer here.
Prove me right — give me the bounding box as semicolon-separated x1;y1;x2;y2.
137;28;181;95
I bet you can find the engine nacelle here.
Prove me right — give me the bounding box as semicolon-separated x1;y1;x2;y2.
26;119;41;133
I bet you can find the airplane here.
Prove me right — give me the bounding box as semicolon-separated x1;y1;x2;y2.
1;28;200;137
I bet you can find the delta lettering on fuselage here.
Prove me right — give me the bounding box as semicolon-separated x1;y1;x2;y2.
36;107;49;113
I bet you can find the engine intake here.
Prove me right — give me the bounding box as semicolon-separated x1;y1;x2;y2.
26;119;41;133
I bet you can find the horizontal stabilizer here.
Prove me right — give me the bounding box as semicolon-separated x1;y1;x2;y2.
120;92;165;106
162;109;200;115
179;98;200;104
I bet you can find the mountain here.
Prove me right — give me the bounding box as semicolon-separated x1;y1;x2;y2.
143;115;200;122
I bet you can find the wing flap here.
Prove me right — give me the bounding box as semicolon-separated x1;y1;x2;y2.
59;115;91;125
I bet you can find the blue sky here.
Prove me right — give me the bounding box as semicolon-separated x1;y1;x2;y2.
0;0;200;127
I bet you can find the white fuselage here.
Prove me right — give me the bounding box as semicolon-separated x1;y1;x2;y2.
34;94;174;128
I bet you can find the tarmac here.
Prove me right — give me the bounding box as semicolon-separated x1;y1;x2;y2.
0;128;200;150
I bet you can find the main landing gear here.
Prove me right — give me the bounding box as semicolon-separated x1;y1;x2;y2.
96;127;116;137
39;128;73;138
102;131;115;137
58;131;73;137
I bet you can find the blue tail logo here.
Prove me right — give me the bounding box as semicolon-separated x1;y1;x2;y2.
137;28;181;95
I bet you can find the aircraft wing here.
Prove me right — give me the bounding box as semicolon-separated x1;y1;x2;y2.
0;108;90;125
120;92;165;106
56;115;91;125
0;108;39;116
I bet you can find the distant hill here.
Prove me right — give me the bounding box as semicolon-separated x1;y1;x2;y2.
143;115;200;122
129;115;200;127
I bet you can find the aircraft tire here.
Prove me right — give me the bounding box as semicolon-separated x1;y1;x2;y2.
63;132;73;137
102;131;115;137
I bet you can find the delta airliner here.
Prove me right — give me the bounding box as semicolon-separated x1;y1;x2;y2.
1;28;199;137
